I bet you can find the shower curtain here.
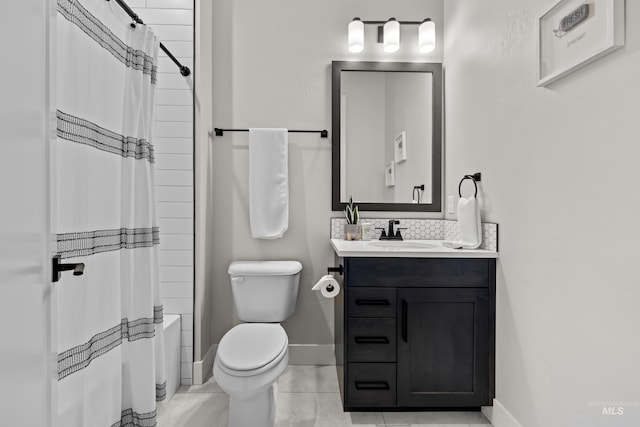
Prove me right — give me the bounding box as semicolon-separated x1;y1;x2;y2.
55;0;165;425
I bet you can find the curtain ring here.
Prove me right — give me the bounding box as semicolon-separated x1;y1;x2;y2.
458;175;478;198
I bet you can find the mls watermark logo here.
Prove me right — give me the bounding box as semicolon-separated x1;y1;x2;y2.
601;406;624;416
589;400;638;417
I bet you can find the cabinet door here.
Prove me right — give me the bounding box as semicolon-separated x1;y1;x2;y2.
397;288;490;407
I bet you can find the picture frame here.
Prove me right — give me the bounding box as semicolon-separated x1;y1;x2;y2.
394;131;407;163
537;0;625;87
385;161;395;187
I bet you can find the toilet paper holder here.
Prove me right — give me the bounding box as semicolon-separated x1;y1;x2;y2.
327;265;343;275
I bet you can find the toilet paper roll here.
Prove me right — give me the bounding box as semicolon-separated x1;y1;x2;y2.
311;274;340;298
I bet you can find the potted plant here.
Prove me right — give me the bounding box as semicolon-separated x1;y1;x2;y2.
344;196;361;240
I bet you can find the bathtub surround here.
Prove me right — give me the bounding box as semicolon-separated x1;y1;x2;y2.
445;0;640;426
132;0;195;386
55;0;165;424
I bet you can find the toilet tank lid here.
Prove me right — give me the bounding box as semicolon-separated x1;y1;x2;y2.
228;261;302;276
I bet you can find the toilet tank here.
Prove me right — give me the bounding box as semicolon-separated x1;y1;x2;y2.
228;261;302;322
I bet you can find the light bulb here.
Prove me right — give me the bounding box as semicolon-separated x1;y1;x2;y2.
419;19;436;53
383;18;400;53
348;18;364;53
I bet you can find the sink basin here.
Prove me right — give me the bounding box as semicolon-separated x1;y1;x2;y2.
367;241;438;250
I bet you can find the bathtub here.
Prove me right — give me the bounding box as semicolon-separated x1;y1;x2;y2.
163;314;181;401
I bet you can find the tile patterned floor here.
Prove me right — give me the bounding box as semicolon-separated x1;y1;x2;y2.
157;365;493;427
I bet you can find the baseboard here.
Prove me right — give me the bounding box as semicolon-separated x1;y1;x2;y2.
192;344;215;385
482;399;524;427
287;344;335;365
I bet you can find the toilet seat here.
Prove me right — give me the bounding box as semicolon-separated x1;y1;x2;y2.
217;323;288;377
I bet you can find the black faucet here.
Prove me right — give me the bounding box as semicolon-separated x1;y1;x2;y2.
378;220;404;240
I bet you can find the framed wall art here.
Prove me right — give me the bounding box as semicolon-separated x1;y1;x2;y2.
537;0;625;87
385;161;395;187
394;131;407;163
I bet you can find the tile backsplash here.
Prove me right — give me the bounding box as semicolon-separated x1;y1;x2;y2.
330;218;498;252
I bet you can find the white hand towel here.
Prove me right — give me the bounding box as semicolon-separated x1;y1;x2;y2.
444;197;482;249
249;128;289;239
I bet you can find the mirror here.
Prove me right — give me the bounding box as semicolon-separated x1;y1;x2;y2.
332;61;442;212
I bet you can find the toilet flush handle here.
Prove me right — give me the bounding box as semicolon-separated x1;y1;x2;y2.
231;276;244;282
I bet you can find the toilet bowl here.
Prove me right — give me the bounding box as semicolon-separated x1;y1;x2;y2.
213;261;302;427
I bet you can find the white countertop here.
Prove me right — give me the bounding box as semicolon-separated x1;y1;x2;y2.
330;239;498;259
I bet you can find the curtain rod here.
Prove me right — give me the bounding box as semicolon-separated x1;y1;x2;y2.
214;128;329;138
111;0;191;76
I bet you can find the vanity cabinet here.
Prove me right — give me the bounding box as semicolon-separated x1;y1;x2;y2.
335;257;496;411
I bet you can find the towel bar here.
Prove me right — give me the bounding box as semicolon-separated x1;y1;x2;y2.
214;128;328;138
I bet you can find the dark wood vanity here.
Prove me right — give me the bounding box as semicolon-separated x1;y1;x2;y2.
334;256;496;411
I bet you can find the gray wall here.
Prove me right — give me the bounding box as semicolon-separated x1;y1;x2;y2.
444;1;640;425
202;0;444;363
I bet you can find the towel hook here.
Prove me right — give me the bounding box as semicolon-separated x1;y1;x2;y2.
458;173;481;198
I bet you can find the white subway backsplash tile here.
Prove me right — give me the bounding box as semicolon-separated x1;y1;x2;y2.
159;234;193;250
161;266;194;283
158;41;193;59
181;331;193;347
157;201;193;218
139;9;193;25
157;89;193;106
157;57;193;74
146;0;193;10
156;186;193;202
158;218;194;234
156;170;193;187
181;362;193;379
154;138;193;154
180;314;193;331
181;346;193;363
156;73;193;90
164;297;194;314
155;153;193;170
155;122;193;138
156;106;193;122
162;282;194;298
159;250;193;267
148;24;193;42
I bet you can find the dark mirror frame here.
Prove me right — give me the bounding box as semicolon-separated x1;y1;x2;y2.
331;61;442;212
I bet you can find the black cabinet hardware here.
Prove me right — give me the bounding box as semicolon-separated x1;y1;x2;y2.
355;381;390;390
401;300;408;342
354;336;389;344
355;299;390;306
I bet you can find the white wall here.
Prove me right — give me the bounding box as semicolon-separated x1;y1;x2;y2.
444;1;640;426
132;0;194;386
207;0;444;363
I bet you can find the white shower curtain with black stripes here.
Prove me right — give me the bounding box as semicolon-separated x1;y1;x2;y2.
55;0;165;426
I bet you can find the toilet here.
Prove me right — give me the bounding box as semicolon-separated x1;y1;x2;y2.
213;260;302;427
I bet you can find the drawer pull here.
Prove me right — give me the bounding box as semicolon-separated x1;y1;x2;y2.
355;381;390;390
355;299;390;306
402;300;408;342
354;336;389;344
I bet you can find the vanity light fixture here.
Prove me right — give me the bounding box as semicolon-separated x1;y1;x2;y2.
348;18;364;53
348;17;436;54
418;18;436;53
383;18;400;53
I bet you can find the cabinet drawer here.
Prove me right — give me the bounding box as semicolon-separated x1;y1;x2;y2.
346;363;396;408
347;318;396;362
346;258;491;288
347;288;396;317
